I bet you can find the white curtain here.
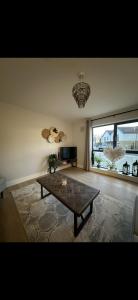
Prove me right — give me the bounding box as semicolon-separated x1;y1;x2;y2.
84;120;92;171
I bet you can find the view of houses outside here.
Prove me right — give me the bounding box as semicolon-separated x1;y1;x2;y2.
93;125;114;150
117;123;138;150
92;122;138;172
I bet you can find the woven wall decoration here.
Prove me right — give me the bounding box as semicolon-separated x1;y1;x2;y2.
41;127;66;143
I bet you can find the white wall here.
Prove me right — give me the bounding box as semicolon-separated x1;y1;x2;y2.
0;101;73;186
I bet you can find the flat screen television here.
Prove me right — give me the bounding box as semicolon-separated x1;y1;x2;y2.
59;147;77;161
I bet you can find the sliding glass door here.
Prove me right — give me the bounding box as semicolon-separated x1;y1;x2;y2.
117;121;138;151
92;124;114;168
92;120;138;172
115;121;138;172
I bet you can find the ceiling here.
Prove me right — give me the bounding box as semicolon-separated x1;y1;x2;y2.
0;58;138;122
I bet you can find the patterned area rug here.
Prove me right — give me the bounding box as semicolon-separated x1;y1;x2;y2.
11;182;133;242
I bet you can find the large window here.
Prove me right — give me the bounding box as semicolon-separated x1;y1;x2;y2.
92;120;138;172
93;124;114;151
117;122;138;151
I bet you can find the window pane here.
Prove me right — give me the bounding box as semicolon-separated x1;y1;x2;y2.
92;151;138;173
93;125;114;150
117;122;138;151
115;153;138;173
92;151;108;168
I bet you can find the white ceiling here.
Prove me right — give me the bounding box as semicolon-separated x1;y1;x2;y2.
0;58;138;122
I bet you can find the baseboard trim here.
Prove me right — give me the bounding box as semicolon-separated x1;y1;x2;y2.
6;171;46;187
6;164;72;187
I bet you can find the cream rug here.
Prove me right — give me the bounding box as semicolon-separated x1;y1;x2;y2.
11;182;134;242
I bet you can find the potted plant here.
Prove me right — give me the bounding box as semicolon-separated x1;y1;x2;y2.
94;155;103;168
106;160;116;170
48;154;61;173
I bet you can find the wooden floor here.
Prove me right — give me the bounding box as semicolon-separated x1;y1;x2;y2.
0;167;138;242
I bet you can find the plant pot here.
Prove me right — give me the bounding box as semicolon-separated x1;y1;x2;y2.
97;163;101;168
49;165;56;173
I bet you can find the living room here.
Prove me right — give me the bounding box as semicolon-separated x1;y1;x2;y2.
0;58;138;242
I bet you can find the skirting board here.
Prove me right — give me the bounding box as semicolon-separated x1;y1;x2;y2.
6;164;71;187
90;167;138;184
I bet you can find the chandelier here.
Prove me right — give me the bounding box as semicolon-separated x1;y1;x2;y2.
72;72;91;108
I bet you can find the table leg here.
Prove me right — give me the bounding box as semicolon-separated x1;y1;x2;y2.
40;184;51;199
74;214;78;237
90;201;93;214
74;202;93;237
41;185;43;199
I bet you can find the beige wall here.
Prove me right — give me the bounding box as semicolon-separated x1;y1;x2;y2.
72;119;86;168
0;101;73;186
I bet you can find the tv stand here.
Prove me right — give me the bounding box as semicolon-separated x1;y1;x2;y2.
70;160;77;167
66;159;77;167
60;159;77;167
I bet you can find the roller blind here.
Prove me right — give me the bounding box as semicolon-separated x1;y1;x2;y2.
91;109;138;127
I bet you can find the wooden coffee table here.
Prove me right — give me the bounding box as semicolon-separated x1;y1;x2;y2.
37;172;100;237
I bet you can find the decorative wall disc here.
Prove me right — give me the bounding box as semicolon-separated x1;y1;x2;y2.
41;127;66;143
48;135;55;143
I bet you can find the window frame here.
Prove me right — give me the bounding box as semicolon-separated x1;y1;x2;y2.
92;119;138;166
116;119;138;154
